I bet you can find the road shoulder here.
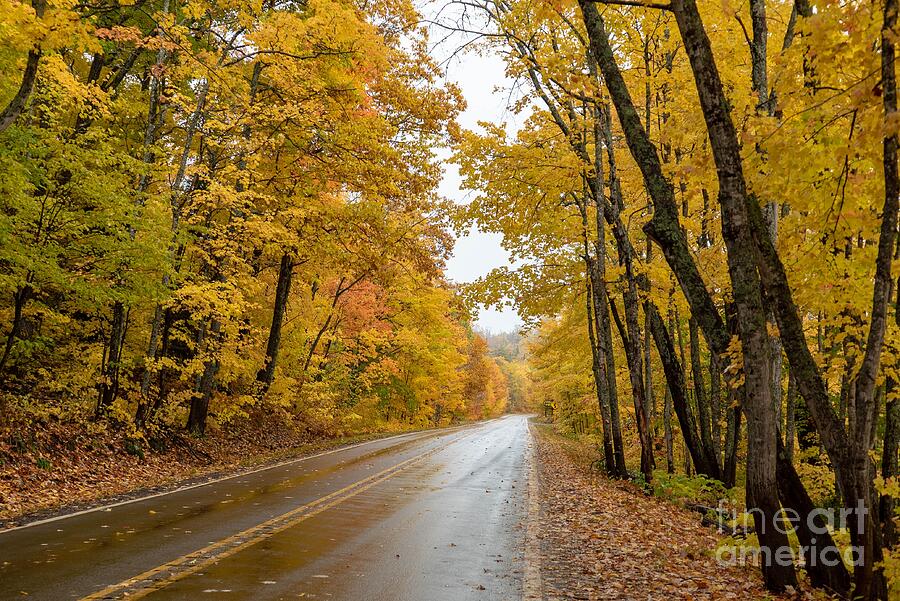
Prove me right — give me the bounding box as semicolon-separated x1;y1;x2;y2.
529;421;776;600
524;422;543;600
1;426;423;530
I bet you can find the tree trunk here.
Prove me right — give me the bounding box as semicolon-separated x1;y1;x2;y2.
576;1;848;592
304;276;361;376
738;0;898;595
674;305;690;404
772;341;784;427
0;0;46;132
881;256;900;549
600;109;655;480
257;253;294;393
709;351;722;465
188;319;221;436
776;439;852;594
668;0;796;588
0;284;32;376
664;373;675;473
304;313;334;374
645;311;657;437
135;307;176;427
882;379;899;548
611;297;654;480
97;301;127;416
136;11;175;404
139;303;165;402
723;385;741;489
588;282;617;474
785;370;797;462
582;202;628;478
579;0;795;589
579;203;617;475
598;279;628;477
690;316;715;461
646;301;720;479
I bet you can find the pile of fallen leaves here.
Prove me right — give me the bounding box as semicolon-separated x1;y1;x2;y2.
0;411;383;527
530;423;792;600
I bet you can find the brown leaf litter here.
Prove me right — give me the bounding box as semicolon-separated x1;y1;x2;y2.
529;424;812;601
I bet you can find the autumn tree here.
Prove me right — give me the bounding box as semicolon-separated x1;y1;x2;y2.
0;0;502;445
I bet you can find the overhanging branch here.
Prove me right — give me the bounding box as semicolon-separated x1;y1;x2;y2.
586;0;672;10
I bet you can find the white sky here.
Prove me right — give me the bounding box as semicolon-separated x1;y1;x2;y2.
425;4;525;333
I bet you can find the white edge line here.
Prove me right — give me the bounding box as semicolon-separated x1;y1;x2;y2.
523;419;543;601
0;428;436;534
1;416;508;534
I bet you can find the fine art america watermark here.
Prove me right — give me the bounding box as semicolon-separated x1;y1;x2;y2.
715;500;867;568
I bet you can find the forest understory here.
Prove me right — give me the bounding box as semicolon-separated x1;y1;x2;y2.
0;409;409;527
530;421;807;601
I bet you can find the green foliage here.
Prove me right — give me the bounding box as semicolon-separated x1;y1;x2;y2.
881;548;900;597
794;449;840;508
652;470;732;507
876;476;900;596
0;0;501;442
124;439;144;459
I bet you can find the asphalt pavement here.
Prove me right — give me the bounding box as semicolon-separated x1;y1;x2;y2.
0;414;534;600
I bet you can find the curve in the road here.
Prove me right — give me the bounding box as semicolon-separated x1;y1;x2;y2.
79;429;478;600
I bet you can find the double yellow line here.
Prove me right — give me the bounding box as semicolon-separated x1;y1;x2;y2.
80;432;468;600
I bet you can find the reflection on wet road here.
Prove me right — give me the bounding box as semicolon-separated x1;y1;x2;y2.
0;415;533;600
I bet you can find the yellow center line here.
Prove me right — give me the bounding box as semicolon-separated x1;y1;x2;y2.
79;431;474;600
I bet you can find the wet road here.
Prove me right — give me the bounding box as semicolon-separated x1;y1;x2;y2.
0;415;534;600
